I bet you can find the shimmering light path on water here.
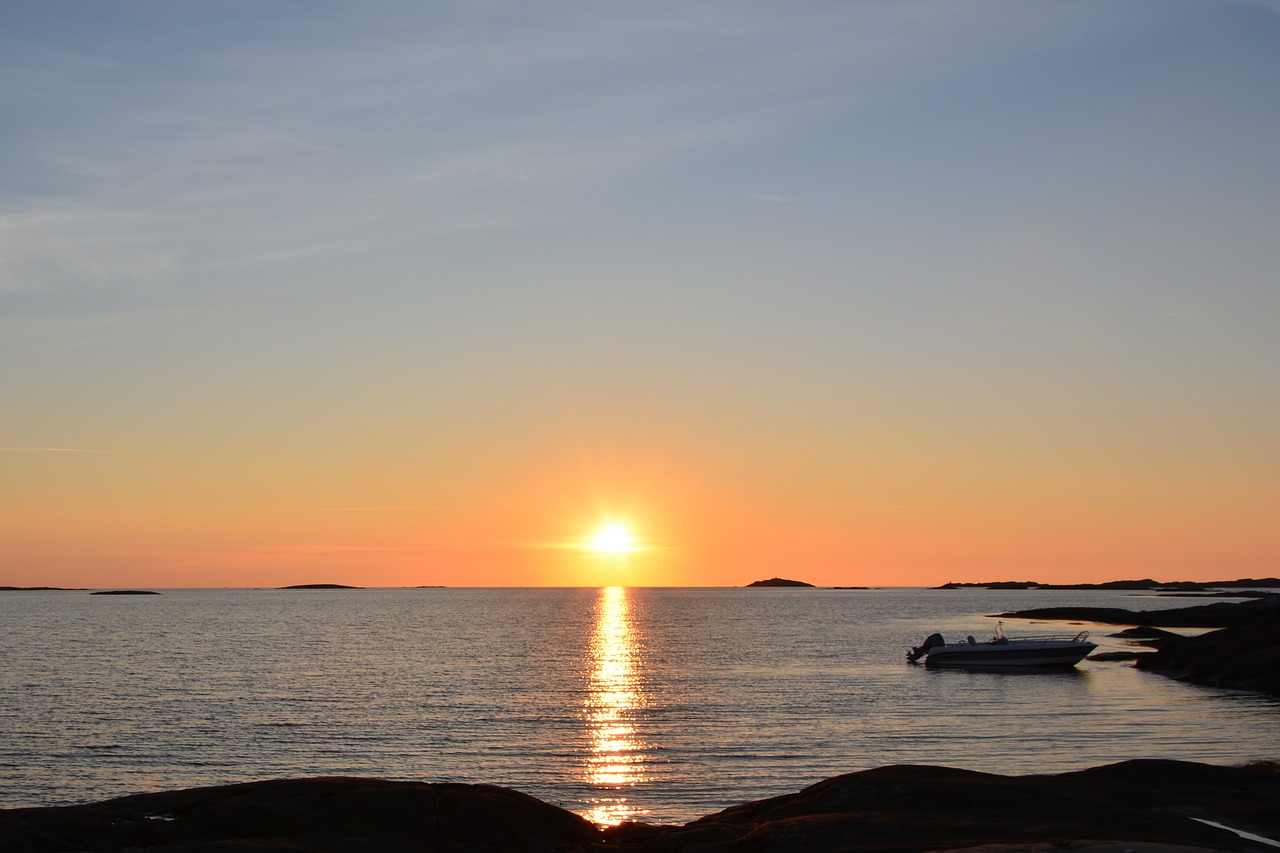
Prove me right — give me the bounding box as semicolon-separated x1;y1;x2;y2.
585;586;648;823
1;587;1276;825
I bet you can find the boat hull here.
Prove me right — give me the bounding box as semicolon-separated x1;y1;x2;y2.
922;641;1095;668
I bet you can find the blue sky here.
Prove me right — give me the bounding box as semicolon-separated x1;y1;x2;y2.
3;1;1279;586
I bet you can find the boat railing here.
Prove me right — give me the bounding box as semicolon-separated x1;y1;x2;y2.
989;631;1090;645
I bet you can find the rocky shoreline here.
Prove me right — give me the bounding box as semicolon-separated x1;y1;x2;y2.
998;595;1280;698
3;760;1277;852
1131;625;1280;697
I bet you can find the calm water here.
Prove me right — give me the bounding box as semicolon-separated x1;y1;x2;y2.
1;587;1276;825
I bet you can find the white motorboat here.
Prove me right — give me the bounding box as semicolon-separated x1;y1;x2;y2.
907;622;1095;667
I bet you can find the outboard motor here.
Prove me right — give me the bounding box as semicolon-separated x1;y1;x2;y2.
907;633;945;664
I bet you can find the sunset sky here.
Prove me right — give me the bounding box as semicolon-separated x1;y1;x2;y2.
3;1;1279;589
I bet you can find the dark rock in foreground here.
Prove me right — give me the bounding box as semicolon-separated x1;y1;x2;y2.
4;761;1280;852
746;577;814;587
654;760;1280;852
0;777;596;853
1135;625;1280;697
90;589;160;595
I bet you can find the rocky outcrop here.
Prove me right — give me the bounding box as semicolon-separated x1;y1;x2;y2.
746;577;814;587
651;760;1280;852
90;589;160;595
997;595;1279;628
3;761;1279;852
1134;625;1280;697
0;777;597;853
999;598;1280;698
1110;626;1184;641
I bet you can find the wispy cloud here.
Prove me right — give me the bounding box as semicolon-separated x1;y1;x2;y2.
60;504;451;516
246;506;452;515
0;446;118;453
2;2;1136;296
0;207;182;293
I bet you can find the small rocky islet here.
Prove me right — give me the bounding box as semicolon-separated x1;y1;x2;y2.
746;577;871;589
278;583;365;590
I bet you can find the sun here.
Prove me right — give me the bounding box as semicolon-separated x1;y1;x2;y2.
588;523;637;554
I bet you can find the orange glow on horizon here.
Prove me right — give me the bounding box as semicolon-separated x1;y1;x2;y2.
3;435;1277;589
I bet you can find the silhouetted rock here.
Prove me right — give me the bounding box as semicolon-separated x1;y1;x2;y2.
279;583;364;590
746;577;814;587
0;777;597;853
0;587;83;591
1208;577;1280;589
1000;599;1280;698
658;760;1280;852
934;578;1280;592
1108;626;1185;650
1134;625;1280;697
90;589;160;595
1088;651;1142;662
935;581;1043;589
1157;591;1271;598
1110;626;1187;640
997;596;1279;628
4;762;1279;852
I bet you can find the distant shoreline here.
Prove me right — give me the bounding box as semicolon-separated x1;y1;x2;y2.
5;577;1277;592
934;577;1280;591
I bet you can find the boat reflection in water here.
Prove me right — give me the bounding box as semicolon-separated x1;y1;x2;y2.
584;586;650;825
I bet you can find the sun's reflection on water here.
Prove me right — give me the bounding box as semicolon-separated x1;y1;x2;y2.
584;586;649;825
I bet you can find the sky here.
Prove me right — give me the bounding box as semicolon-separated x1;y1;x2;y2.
3;0;1279;589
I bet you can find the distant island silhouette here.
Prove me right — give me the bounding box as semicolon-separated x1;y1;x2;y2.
934;577;1280;591
89;590;160;595
746;577;814;587
0;586;86;591
278;583;364;590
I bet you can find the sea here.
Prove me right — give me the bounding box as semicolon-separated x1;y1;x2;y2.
1;586;1276;825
